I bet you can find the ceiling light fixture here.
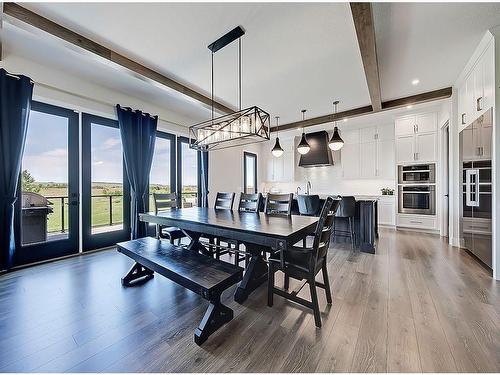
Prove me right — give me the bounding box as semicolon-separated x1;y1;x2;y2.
411;79;420;85
328;101;344;151
189;26;270;151
271;116;284;157
297;109;311;155
406;105;413;109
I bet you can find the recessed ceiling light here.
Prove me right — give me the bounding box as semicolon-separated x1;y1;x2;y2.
343;118;348;122
406;105;413;109
411;79;420;85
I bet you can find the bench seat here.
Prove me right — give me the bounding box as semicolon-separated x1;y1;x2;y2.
117;237;243;345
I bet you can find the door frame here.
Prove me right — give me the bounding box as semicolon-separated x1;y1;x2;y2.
243;151;258;194
14;101;80;266
440;120;450;237
81;113;131;251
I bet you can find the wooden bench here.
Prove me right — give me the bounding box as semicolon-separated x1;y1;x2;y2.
117;237;243;345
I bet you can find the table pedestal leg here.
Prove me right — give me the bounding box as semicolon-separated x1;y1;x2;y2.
185;231;211;255
234;244;268;303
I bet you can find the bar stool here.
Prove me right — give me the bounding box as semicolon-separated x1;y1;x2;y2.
333;196;356;249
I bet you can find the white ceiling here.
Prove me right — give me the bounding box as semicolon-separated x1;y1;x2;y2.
3;2;500;127
373;2;500;100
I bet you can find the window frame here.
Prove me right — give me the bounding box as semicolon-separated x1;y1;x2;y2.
243;151;258;194
177;136;203;207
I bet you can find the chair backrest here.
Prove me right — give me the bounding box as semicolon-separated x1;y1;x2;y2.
335;196;356;218
297;194;321;216
214;192;235;210
238;193;262;213
264;193;293;216
312;196;341;262
153;193;179;214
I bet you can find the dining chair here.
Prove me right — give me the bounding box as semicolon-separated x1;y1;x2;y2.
332;196;356;249
267;196;340;328
238;192;262;212
264;193;293;216
214;192;235;210
153;192;186;245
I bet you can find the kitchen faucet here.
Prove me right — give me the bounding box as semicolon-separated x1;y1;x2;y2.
306;181;312;195
296;186;302;195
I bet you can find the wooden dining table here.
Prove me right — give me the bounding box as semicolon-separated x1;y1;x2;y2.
139;207;319;303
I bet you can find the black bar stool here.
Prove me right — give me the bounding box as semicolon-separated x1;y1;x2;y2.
333;196;356;249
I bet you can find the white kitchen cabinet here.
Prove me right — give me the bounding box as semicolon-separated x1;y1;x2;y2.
479;125;492;159
396;135;416;163
341;143;360;179
462;127;475;161
341;129;360;144
415;132;437;162
360;141;377;178
376;123;395;141
265;138;294;182
360;127;376;143
397;214;437;230
457;39;495;129
377;139;395;178
395;112;437;163
378;196;396;226
395;117;415;137
415;113;437;134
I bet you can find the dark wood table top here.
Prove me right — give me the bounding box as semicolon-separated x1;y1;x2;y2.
140;207;318;240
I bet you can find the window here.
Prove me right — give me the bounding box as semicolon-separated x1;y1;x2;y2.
244;152;257;194
177;137;201;207
149;131;176;210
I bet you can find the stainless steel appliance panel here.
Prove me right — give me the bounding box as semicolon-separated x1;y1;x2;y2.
398;185;436;215
398;164;436;184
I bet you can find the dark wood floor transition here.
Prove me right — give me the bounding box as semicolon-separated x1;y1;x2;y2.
1;229;499;372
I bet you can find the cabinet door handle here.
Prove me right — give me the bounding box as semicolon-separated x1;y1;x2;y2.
461;113;467;125
477;97;483;111
410;220;423;224
477;147;481;156
415;124;418;133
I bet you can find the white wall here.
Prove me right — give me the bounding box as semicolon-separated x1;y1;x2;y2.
1;54;193;135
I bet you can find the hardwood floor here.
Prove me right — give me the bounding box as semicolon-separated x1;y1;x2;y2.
1;228;499;372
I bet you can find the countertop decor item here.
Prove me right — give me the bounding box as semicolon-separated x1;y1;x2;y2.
189;26;270;151
381;187;394;195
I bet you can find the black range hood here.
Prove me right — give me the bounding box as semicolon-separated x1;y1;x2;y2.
298;130;334;167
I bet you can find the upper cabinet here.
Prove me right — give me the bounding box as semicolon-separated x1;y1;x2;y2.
264;138;295;182
457;40;495;131
341;124;395;179
395;112;437;163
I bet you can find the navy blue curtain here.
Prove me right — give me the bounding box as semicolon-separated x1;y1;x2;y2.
200;151;209;207
116;105;157;239
0;69;33;270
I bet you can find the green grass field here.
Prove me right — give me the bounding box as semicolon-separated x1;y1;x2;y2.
25;182;196;233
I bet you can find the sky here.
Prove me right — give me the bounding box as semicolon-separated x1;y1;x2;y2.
22;110;198;186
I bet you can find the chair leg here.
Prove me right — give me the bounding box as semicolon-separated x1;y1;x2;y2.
169;236;174;245
322;261;332;304
303;237;307;248
284;274;290;290
267;263;275;307
214;238;219;259
349;217;354;249
309;276;322;328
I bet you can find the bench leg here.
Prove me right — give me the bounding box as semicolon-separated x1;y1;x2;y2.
194;297;233;346
121;262;154;286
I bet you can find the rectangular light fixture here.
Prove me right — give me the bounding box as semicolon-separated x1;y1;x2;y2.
189;106;270;151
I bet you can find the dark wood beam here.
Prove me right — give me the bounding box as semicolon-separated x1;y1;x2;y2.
350;3;382;111
3;2;235;114
272;87;452;132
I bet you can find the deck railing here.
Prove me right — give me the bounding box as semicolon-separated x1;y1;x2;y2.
45;192;198;234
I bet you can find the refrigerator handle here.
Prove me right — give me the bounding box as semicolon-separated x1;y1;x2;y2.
465;169;480;207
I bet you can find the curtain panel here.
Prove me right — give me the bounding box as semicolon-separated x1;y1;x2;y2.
0;69;34;270
116;105;157;239
200;151;209;207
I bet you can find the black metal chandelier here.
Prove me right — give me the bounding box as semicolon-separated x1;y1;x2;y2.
189;26;270;151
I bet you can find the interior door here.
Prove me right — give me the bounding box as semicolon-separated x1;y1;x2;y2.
14;101;79;266
82;113;131;251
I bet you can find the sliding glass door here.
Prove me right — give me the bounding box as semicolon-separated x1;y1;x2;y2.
82;113;130;251
177;137;201;207
14;101;79;265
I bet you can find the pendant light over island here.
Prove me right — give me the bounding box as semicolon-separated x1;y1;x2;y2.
328;100;344;151
271;116;284;157
297;109;311;155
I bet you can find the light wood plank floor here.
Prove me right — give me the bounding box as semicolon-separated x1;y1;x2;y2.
1;229;499;372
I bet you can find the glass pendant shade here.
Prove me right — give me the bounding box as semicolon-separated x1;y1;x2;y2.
271;137;284;157
328;126;344;151
297;132;311;155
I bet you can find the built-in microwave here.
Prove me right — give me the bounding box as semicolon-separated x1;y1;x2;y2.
398;164;436;184
398;185;436;215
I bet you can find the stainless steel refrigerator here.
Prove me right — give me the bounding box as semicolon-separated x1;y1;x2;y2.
460;108;493;268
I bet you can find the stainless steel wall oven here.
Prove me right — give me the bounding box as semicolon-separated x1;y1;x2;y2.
398;185;436;215
398;164;436;184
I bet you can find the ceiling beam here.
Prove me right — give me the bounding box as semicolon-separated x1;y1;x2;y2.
2;2;235;114
350;3;382;111
272;87;452;132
